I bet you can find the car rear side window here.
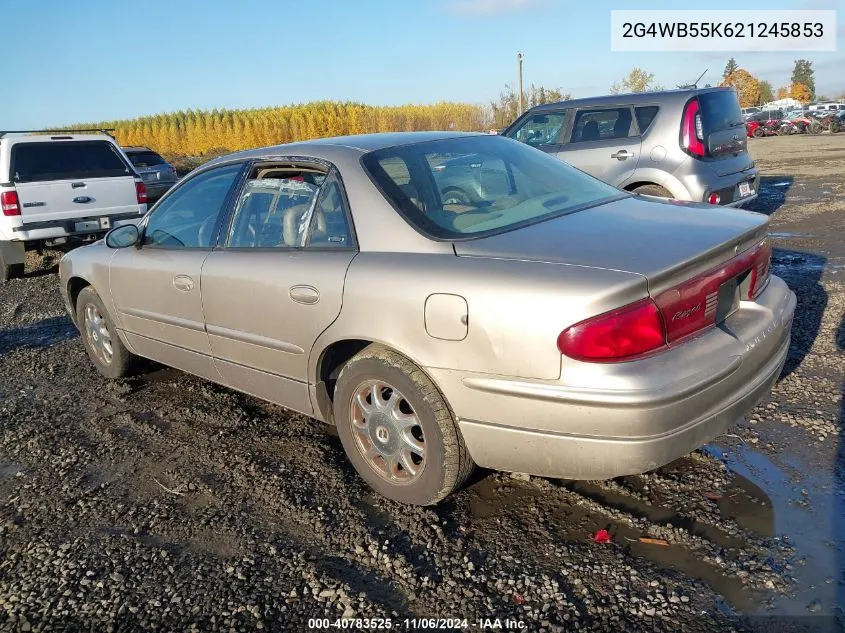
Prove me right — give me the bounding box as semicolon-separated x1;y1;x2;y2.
634;106;659;134
127;151;166;167
11;141;132;183
698;91;744;132
569;107;635;142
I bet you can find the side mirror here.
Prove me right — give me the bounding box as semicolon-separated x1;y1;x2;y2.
105;223;140;249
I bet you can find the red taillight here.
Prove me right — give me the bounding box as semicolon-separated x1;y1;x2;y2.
707;192;720;205
559;239;772;362
681;99;706;157
1;190;20;216
557;298;668;362
135;179;148;204
748;239;772;299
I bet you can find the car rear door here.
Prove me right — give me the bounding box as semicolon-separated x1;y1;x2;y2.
199;164;357;415
108;162;244;377
11;139;141;228
554;106;642;187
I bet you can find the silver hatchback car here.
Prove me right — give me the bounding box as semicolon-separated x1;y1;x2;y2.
59;132;794;506
503;87;759;208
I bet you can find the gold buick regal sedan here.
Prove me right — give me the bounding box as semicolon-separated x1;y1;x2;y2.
58;132;796;505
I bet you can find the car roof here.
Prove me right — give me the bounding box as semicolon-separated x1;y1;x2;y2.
122;146;156;152
0;133;118;144
203;131;484;167
526;87;735;112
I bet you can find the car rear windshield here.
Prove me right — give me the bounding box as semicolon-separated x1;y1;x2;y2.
127;150;167;167
361;135;623;240
11;141;132;183
698;90;744;132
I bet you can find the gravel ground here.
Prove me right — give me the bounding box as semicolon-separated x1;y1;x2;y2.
1;134;844;633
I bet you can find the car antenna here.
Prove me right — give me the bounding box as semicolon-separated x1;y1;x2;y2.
693;69;708;88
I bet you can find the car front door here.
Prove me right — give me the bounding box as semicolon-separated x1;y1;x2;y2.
555;106;642;186
199;163;358;415
108;162;244;377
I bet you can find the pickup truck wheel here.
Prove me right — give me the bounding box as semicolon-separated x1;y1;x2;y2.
633;184;673;199
0;250;24;282
334;345;474;505
76;287;135;379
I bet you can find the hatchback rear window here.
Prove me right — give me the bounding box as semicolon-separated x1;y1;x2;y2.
11;141;132;183
698;91;744;132
127;151;167;167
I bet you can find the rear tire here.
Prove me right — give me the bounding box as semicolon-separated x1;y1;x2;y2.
632;184;673;199
809;121;822;135
752;127;764;138
334;345;474;505
830;119;841;134
0;249;24;283
76;286;136;379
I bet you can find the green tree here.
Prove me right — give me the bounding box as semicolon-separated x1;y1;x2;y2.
758;80;774;105
791;59;815;100
610;68;664;94
723;58;739;80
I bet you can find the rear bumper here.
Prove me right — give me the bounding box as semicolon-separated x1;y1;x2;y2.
8;209;145;242
427;276;796;480
676;163;760;207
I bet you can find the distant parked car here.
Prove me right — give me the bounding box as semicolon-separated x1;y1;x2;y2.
122;147;177;200
59;131;795;505
502;87;759;208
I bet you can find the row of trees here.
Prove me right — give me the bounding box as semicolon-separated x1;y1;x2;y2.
73;102;488;157
64;59;834;160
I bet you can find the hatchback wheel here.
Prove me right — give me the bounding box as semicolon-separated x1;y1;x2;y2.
76;286;135;379
334;345;474;505
633;184;672;199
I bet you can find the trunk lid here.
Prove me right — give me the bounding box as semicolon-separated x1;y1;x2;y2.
452;195;769;291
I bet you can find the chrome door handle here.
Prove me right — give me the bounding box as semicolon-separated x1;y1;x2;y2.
289;285;319;305
611;150;632;160
173;275;195;291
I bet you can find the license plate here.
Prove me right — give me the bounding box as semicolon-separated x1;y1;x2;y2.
142;171;158;181
738;181;754;197
74;220;100;232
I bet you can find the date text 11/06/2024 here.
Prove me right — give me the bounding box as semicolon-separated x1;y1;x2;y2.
307;617;526;630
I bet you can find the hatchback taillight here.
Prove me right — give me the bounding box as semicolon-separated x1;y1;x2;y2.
135;179;148;204
681;98;706;158
1;190;20;216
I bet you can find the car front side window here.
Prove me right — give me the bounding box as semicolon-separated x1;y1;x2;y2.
507;111;568;147
143;163;243;248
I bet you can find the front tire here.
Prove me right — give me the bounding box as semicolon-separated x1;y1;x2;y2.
76;286;135;379
334;345;474;505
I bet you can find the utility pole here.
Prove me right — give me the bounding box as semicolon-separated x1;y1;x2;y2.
517;52;525;116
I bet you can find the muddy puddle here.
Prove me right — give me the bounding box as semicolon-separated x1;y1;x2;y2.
458;439;844;627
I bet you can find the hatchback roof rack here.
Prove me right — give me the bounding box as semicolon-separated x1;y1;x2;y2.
0;128;116;139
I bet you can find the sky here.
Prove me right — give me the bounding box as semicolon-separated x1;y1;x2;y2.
1;0;842;129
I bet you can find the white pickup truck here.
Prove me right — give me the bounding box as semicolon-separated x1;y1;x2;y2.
0;130;147;281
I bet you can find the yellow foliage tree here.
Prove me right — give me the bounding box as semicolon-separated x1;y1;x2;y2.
66;101;488;160
720;69;761;108
789;82;812;104
776;86;789;100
